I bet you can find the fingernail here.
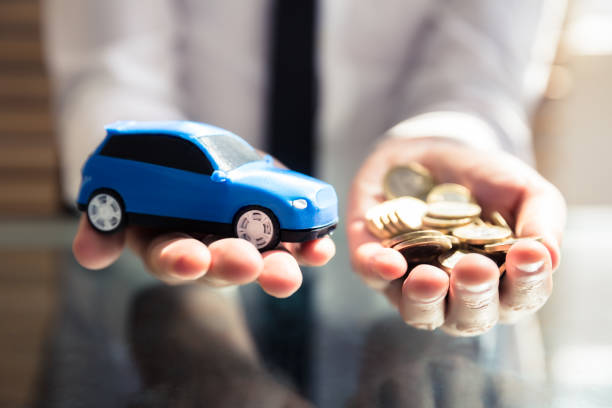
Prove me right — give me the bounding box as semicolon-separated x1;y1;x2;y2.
455;281;495;293
516;260;544;274
169;269;203;280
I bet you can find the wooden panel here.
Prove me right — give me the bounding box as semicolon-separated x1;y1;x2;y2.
0;38;42;63
0;2;39;26
0;144;57;170
0;288;57;321
0;250;56;283
0;110;53;134
0;0;60;217
0;132;57;146
0;3;63;402
0;73;49;99
0;173;60;215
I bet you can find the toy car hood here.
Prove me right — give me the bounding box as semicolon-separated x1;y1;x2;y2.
229;162;335;202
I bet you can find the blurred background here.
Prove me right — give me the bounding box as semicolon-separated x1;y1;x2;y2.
1;1;60;406
0;0;611;406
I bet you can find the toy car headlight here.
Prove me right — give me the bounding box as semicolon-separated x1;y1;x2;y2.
292;199;308;209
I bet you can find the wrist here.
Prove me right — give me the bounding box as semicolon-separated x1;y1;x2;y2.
385;111;503;152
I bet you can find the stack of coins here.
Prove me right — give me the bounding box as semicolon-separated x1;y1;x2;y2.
366;163;541;275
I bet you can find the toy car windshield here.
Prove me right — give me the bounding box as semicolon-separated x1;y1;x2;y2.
197;134;262;171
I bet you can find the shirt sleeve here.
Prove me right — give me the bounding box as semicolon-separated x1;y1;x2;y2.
43;0;185;204
387;0;566;162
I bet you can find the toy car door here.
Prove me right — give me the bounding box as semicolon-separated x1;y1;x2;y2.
101;133;231;224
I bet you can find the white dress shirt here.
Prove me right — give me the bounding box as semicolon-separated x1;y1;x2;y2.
43;0;564;203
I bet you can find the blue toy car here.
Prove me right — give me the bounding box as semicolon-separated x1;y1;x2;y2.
77;120;338;251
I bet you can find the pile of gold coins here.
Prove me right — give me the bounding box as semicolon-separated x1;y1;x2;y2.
366;163;540;275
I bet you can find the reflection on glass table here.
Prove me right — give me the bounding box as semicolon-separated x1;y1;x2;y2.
0;207;610;407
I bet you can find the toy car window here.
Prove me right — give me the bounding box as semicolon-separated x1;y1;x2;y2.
196;135;261;172
100;133;213;174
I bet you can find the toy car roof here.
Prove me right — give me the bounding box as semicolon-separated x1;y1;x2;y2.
105;120;236;141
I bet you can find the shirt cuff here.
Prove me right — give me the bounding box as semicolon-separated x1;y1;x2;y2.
385;111;503;151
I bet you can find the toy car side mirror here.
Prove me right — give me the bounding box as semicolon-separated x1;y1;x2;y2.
211;170;228;183
264;154;274;164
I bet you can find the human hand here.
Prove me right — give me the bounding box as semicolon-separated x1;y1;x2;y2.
72;215;335;298
347;137;565;336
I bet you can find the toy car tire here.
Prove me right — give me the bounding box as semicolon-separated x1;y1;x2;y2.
233;206;280;251
86;189;125;233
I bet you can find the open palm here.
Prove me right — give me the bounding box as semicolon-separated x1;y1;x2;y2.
72;152;336;299
347;137;565;336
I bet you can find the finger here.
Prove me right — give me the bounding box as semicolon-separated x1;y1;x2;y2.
443;254;500;337
353;241;407;289
258;249;303;298
199;238;264;286
346;216;407;289
72;215;125;270
285;236;336;267
400;264;449;330
143;233;212;284
499;240;553;323
346;157;407;289
515;183;566;270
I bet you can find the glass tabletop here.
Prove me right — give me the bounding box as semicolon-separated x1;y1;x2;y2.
0;207;611;407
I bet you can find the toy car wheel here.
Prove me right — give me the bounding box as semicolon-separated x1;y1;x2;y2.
234;206;280;251
87;190;125;233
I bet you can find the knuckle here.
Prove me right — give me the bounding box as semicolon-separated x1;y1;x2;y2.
505;296;549;313
460;293;498;311
514;278;547;295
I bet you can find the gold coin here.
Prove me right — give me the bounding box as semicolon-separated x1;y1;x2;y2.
393;235;452;250
366;201;395;238
426;183;473;203
381;213;401;235
393;209;413;232
395;236;453;263
422;215;473;229
388;210;411;234
388;210;401;228
382;230;444;248
452;225;512;245
489;211;510;229
366;200;393;221
482;236;543;253
446;235;461;246
366;217;391;239
392;197;428;230
427;201;481;219
365;211;391;238
473;217;486;226
366;197;426;238
441;247;506;275
438;249;471;274
383;163;434;200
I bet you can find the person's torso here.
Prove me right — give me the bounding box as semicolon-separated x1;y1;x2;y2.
176;0;432;156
